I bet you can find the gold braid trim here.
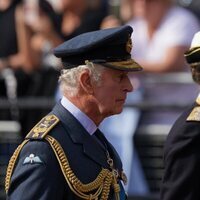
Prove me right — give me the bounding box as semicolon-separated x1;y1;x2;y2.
5;139;29;193
45;135;113;200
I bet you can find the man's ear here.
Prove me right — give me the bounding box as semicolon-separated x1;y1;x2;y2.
79;70;94;94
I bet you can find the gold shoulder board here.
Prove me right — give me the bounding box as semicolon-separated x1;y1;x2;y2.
187;107;200;121
26;114;59;139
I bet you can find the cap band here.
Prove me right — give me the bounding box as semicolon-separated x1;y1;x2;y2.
185;47;200;64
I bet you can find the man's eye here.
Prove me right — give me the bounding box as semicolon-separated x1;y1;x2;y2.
118;75;124;81
196;66;200;72
192;66;200;72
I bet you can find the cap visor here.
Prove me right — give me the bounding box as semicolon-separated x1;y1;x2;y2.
103;59;143;71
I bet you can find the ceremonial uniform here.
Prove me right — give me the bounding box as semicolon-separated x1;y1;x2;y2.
161;32;200;200
160;95;200;200
5;25;142;200
6;101;127;199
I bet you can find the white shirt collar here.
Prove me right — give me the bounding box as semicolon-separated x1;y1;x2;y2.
61;96;97;135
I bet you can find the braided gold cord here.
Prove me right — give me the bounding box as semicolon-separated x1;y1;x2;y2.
45;135;113;199
112;180;120;200
100;172;113;200
5;139;29;193
113;183;120;193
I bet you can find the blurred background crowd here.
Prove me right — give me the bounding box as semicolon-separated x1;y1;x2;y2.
1;0;200;199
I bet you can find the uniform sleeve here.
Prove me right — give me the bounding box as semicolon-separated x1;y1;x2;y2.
7;140;66;200
160;123;200;200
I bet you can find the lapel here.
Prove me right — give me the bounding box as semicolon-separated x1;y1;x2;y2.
52;102;109;168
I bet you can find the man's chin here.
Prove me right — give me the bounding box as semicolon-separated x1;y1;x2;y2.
102;107;124;119
110;109;123;116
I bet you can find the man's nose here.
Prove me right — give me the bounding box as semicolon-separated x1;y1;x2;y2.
124;76;134;92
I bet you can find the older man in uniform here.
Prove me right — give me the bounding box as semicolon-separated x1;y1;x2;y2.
160;32;200;200
5;25;142;200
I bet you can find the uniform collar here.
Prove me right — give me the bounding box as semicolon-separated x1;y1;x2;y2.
52;102;109;168
61;96;97;135
52;102;122;170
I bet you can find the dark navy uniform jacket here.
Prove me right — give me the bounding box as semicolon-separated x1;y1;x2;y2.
7;102;123;200
160;101;200;200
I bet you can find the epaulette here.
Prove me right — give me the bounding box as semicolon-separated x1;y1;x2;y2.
5;114;59;193
187;106;200;121
26;114;59;139
187;95;200;121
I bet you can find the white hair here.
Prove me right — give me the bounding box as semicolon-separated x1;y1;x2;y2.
59;62;104;97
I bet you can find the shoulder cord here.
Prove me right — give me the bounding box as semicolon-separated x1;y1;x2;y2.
5;136;117;200
45;135;114;200
5;139;29;193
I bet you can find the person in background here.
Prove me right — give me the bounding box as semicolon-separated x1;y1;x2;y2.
0;0;26;123
55;0;108;40
23;0;63;69
0;0;22;70
125;0;200;195
5;25;143;200
125;0;200;133
1;0;61;136
128;0;200;73
16;0;63;71
160;31;200;200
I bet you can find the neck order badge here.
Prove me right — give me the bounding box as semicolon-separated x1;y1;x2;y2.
94;129;127;200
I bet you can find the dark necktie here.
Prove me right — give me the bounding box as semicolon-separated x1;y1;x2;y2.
93;129;107;150
93;129;127;200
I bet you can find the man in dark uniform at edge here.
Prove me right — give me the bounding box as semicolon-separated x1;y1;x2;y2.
160;31;200;200
5;25;142;200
